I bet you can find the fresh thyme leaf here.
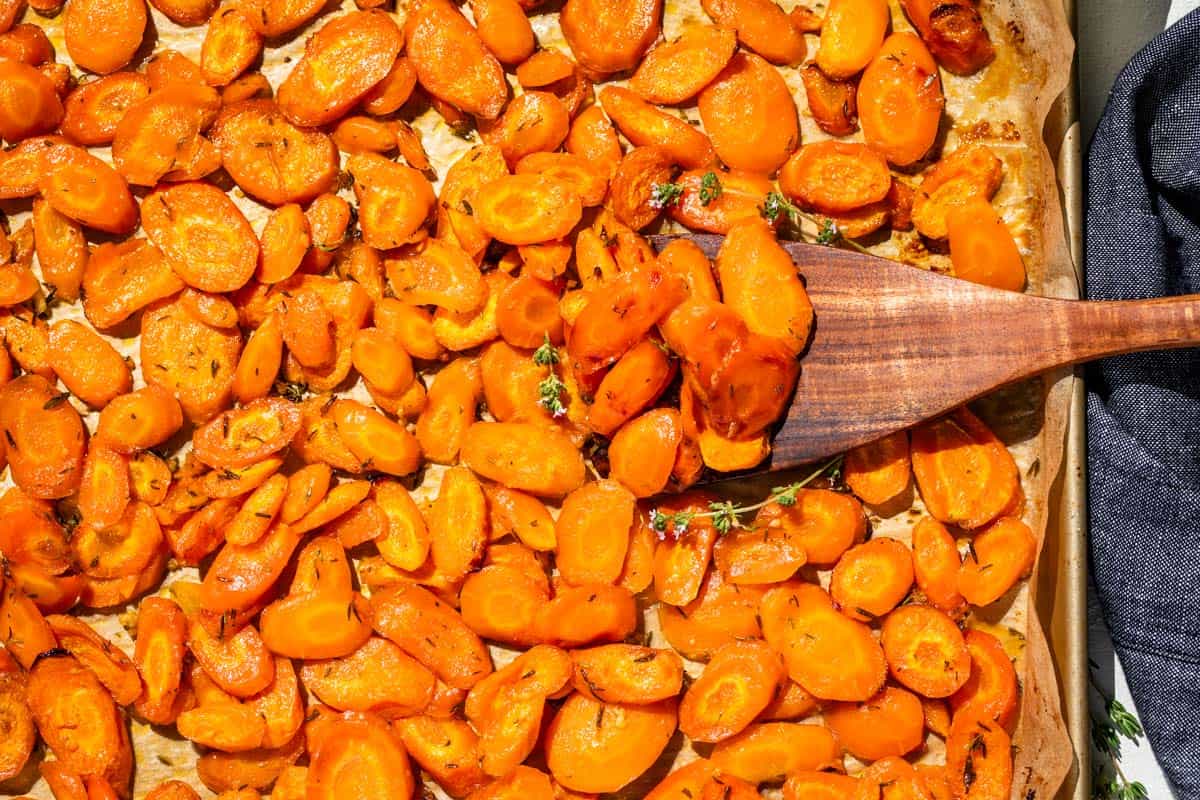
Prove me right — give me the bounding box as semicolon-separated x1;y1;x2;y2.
649;181;684;210
698;171;723;206
532;334;560;367
537;374;567;418
647;455;844;538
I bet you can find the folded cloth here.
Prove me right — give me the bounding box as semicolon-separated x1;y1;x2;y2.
1087;7;1200;796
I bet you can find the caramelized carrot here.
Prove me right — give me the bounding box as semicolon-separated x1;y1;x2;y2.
880;604;972;698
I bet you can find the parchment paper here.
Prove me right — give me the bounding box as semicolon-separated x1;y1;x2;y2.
0;0;1078;796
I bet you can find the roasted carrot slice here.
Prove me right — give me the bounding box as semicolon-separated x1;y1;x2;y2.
395;714;489;796
667;168;773;235
371;580;493;689
859;32;945;167
843;431;913;506
911;516;968;615
678;639;786;742
698;52;798;175
824;683;926;761
533;582;638;648
405;0;508;119
0;374;86;499
544;693;677;794
657;568;764;661
571;644;683;705
911;407;1020;530
830;538;915;622
38;143;137;234
948;199;1027;292
0;663;34;783
619;522;657;592
0;579;58;669
462;421;585;498
958;516;1038;606
901;0;996;75
711;722;842;783
27;654;133;793
141;295;242;423
716;217;813;354
629;24;737;104
0;486;71;574
301;637;434;715
111;85;221;186
553;479;635;584
259;591;373;660
950;628;1019;730
560;0;659;74
45;615;141;706
0;59;62;142
133;596;188;726
307;715;415;800
276;10;402;126
195;735;305;795
211;100;338;206
474;174;583;246
881;604;972;698
713;520;808;585
600;86;715;170
817;0;889;78
945;716;1012;800
565;105;623;173
142;181;259;293
761;581;887;701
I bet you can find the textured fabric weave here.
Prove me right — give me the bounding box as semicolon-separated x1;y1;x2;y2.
1087;8;1200;795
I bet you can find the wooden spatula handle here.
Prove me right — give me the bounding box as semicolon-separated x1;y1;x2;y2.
1062;295;1200;362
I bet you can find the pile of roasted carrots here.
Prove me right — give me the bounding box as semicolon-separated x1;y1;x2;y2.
0;0;1039;796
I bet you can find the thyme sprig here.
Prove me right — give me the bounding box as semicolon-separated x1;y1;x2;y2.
760;191;872;255
649;182;684;210
532;334;567;418
698;171;723;206
648;455;843;538
1089;662;1149;800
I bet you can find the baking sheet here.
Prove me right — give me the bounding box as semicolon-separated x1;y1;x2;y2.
0;0;1082;796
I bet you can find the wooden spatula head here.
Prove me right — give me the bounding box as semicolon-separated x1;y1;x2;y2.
653;234;1200;473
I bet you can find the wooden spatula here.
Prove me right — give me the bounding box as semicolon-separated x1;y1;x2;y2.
652;233;1200;471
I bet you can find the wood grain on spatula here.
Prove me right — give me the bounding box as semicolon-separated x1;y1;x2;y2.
652;234;1200;471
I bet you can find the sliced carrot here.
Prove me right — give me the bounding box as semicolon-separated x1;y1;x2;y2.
133;596;188;726
301;637;435;715
38;143;137;234
945;715;1012;800
859;32;944;166
881;604;972;698
948;199;1027;292
0;579;59;669
710;722;842;783
559;0;660;75
830;538;915;622
395;714;489;796
0;374;86;499
405;0;508;119
950;628;1019;730
371;580;493;689
27;654;132;792
474;174;583;246
657;568;764;661
760;581;887;701
211;100;338;206
307;715;415;800
911;407;1020;530
958;516;1038;606
544;694;677;794
824;684;926;761
678;639;786;742
533;582;638;648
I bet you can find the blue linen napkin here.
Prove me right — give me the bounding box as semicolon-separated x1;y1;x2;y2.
1087;7;1200;796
